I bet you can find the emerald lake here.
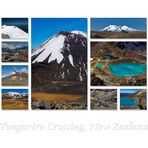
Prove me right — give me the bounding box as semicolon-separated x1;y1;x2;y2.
109;63;146;76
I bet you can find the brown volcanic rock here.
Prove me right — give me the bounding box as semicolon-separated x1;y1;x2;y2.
32;100;87;110
129;89;146;109
2;72;28;86
91;42;146;60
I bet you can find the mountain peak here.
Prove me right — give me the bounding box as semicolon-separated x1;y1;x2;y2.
2;25;28;39
57;30;87;38
101;25;139;32
32;30;87;82
71;30;87;38
58;31;71;36
32;30;87;64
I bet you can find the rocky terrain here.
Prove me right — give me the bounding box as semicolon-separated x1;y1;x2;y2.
91;42;146;59
2;42;28;62
91;89;117;110
2;50;28;62
32;100;86;110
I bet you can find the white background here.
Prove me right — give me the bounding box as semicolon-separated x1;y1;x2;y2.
0;0;148;147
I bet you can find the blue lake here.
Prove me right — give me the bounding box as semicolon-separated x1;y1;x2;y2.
109;63;146;76
95;63;104;67
120;97;137;107
102;54;113;60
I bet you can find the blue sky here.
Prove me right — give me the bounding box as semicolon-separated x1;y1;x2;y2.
91;18;146;31
31;18;87;49
2;89;28;94
2;65;28;78
120;89;141;94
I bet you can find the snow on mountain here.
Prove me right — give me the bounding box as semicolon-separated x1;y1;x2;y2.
68;54;75;67
2;43;16;50
32;31;87;82
121;25;138;32
8;92;20;95
3;92;28;100
101;25;139;32
2;43;26;52
71;30;87;38
3;67;28;79
32;35;66;64
101;25;120;32
2;25;28;39
32;31;87;66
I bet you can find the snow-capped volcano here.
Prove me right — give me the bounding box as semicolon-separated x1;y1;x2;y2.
71;30;87;38
101;25;139;33
2;25;28;39
8;92;20;95
32;31;87;82
3;69;28;80
2;92;28;100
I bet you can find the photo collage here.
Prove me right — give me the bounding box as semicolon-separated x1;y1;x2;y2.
0;17;147;110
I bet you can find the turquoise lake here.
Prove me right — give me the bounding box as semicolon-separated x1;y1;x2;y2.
102;54;113;60
109;63;146;76
120;98;137;107
95;63;104;67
